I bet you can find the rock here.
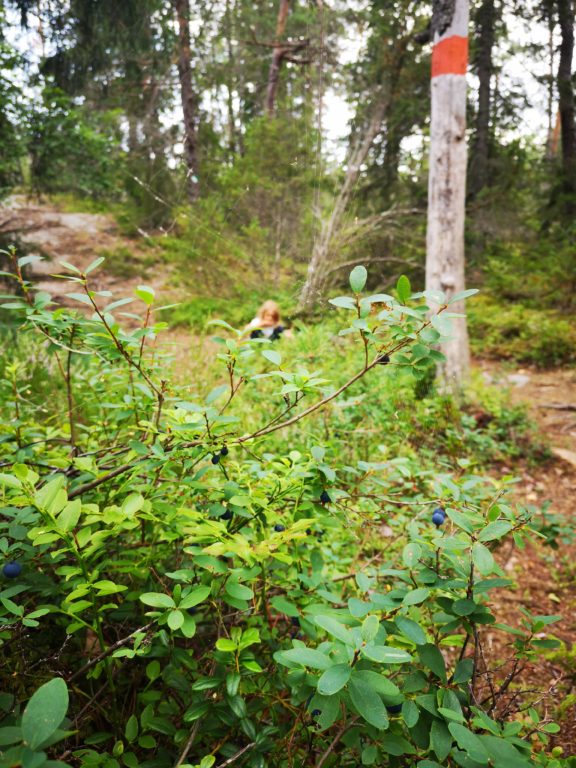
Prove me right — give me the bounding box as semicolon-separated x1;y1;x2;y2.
506;373;531;388
551;447;576;469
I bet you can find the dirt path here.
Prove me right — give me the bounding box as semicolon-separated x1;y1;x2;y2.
477;363;576;753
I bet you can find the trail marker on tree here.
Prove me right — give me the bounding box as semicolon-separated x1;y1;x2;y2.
426;0;471;388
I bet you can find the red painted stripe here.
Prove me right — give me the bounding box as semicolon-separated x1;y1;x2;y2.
431;36;468;77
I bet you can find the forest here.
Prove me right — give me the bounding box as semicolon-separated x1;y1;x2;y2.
0;0;575;767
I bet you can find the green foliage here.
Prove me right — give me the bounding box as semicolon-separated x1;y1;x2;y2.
0;258;568;767
28;88;123;198
0;28;25;195
468;297;576;368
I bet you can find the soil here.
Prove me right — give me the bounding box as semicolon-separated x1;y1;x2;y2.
474;364;576;754
2;197;576;754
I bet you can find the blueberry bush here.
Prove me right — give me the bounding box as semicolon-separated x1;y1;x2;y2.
0;255;570;768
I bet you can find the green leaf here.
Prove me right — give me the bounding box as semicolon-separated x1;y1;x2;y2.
84;257;105;274
349;266;368;293
348;677;389;729
135;285;155;305
361;615;380;642
140;592;175;609
179;586;211;609
448;723;490;764
418;644;447;681
430;719;453;762
225;582;253;601
216;638;237;652
403;542;421;568
125;715;138;743
57;499;81;532
66;292;93;305
479;735;532;767
276;647;332;670
396;275;411;304
22;678;69;750
352;670;400;697
453;658;474;684
395;616;426;646
478;521;513;542
0;726;22;746
328;296;357;310
472;542;495;575
270;596;300;617
448;289;479;304
314;615;355;645
262;349;281;366
309;693;341;730
402;588;430;606
167;610;184;630
402;700;419;727
452;599;478;616
362;645;412;664
317;664;351;695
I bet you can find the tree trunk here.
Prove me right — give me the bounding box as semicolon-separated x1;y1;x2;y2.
426;0;470;389
557;0;576;196
298;101;387;310
266;0;291;117
224;0;238;157
469;0;495;197
174;0;200;202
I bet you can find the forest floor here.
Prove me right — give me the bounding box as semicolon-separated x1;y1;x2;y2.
3;195;576;753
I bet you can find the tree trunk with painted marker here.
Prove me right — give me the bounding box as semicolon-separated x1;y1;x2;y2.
426;0;470;388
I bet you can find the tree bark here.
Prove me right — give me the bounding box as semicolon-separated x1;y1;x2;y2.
426;0;470;389
557;0;576;196
298;100;387;310
469;0;496;197
174;0;200;202
266;0;291;117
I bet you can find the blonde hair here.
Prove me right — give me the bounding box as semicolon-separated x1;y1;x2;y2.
257;300;281;324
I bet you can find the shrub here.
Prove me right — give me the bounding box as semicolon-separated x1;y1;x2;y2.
0;259;568;767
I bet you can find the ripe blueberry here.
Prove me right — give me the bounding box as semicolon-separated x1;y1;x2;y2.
274;524;286;532
220;446;229;456
432;507;446;527
2;562;22;579
291;616;300;627
211;454;220;465
311;709;321;717
386;703;402;714
376;354;390;365
305;528;312;535
320;490;331;504
221;509;232;521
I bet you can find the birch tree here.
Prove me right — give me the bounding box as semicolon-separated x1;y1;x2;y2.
425;0;471;387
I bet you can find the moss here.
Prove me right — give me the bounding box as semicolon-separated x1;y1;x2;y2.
468;296;576;368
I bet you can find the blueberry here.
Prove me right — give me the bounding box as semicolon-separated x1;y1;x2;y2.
221;509;232;521
376;354;390;365
320;490;331;504
291;616;300;627
311;709;321;717
220;446;229;456
274;524;286;532
2;562;22;579
305;528;312;535
386;703;402;714
432;507;446;527
211;454;220;465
